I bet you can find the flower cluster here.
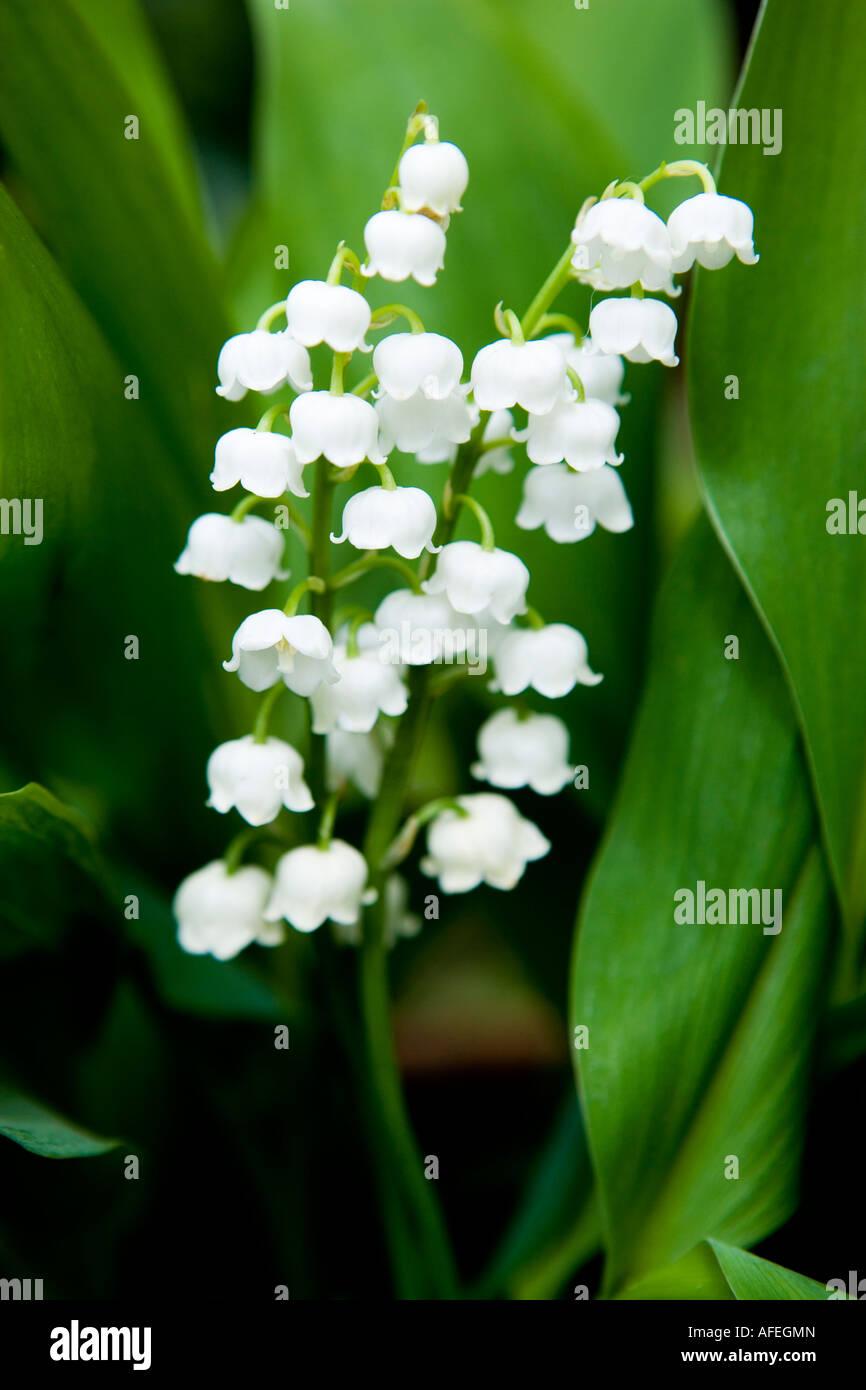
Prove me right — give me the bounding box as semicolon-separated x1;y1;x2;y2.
172;111;757;960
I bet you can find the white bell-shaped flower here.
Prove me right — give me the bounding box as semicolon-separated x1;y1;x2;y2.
216;330;312;400
175;513;288;591
472;708;573;795
375;588;470;665
373;332;463;401
589;297;679;367
546;337;628;407
421;793;550;893
285;279;372;352
211;427;309;499
491;623;602;698
224;610;339;694
518;398;623;471
265;839;372;933
470;338;570;415
416;407;513;470
290;391;387;466
174;861;282;960
362;210;447;286
310;623;408;734
571;198;676;294
331;485;438;559
376;389;475;455
516;464;633;544
331;873;421;947
422;541;529;623
206;735;313;826
399;141;469;216
326;729;384;799
667;192;759;272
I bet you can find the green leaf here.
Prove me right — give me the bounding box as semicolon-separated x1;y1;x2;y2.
708;1240;833;1301
0;1084;119;1158
0;784;107;957
0;184;245;861
688;0;866;950
571;518;834;1292
0;0;230;462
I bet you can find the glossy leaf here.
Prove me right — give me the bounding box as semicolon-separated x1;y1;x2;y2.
708;1239;833;1301
0;1085;119;1159
571;519;833;1291
689;0;866;949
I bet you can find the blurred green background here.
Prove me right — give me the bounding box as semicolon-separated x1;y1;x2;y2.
3;0;862;1301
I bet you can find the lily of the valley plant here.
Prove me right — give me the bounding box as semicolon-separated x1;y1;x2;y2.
172;103;757;1296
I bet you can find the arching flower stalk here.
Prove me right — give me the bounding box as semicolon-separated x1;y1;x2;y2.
171;105;757;1299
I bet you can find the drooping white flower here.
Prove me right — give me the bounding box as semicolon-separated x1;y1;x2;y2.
471;708;574;795
216;330;312;401
571;198;676;294
174;861;282;960
375;588;473;666
310;623;408;734
491;623;602;698
332;873;421;947
206;735;313;826
376;389;475;454
422;541;529;623
421;793;550;893
211;427;309;499
290;391;387;466
470;338;571;415
667;192;759;272
517;398;623;471
373;332;463;401
399;141;469;216
516;464;633;544
589;297;679;367
331;485;439;559
326;729;384;799
224;610;339;694
547;337;628;407
265;839;372;933
175;513;289;591
285;280;372;352
362;210;447;286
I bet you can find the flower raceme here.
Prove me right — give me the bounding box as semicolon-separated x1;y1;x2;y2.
170;110;757;959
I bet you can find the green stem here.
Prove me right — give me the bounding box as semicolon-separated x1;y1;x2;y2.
638;158;716;196
253;684;285;744
370;303;426;334
307;459;334;808
231;493;267;522
283;574;326;616
521;241;576;339
256;301;287;332
317;789;341;848
449;492;495;550
330;552;423;594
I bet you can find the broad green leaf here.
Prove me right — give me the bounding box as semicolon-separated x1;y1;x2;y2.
65;0;203;229
236;0;732;813
0;1084;119;1159
0;784;106;957
689;0;866;949
615;1245;732;1300
0;186;245;861
571;518;834;1292
709;1239;833;1301
0;0;230;463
